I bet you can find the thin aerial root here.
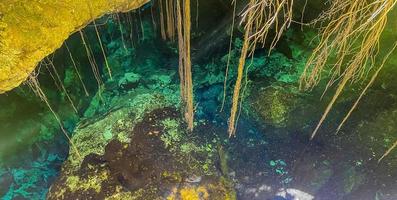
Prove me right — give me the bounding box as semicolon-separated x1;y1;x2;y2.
300;0;396;139
337;42;397;133
43;61;62;92
127;13;136;48
139;10;145;41
27;73;82;160
87;43;105;101
93;19;112;79
220;0;237;112
159;0;167;40
116;13;128;52
46;58;79;114
310;74;349;140
228;0;293;136
65;42;89;96
79;30;104;101
196;0;199;29
151;2;157;31
379;139;397;163
86;0;112;79
79;31;103;87
228;1;254;136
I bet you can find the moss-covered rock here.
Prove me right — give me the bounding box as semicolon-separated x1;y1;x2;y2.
250;84;300;128
48;99;234;199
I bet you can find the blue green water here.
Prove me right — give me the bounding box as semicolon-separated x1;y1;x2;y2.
1;1;397;199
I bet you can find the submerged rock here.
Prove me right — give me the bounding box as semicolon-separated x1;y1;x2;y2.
48;100;235;199
250;85;300;128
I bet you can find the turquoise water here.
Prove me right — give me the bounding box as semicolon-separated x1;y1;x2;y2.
1;1;397;199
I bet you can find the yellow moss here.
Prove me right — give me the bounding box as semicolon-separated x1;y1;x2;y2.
161;171;183;182
0;0;149;93
180;186;208;200
105;186;144;200
66;169;109;193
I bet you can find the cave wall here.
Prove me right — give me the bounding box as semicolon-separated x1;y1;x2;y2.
0;0;149;93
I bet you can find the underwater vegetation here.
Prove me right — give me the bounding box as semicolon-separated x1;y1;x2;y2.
1;0;397;199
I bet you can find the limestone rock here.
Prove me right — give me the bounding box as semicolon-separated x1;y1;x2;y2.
0;0;149;93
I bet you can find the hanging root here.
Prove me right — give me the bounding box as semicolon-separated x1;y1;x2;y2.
228;0;294;136
177;0;194;131
337;42;397;133
138;10;145;41
379;139;397;163
85;0;112;79
220;0;237;112
42;61;62;92
45;57;78;114
127;13;136;48
116;13;128;52
65;42;89;96
241;0;294;53
195;0;199;29
228;7;253;137
299;0;397;139
27;72;82;160
159;0;176;41
79;30;104;100
159;0;167;40
92;19;112;79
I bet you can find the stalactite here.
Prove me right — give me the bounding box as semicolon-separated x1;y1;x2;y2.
46;57;79;114
27;72;82;160
65;42;89;96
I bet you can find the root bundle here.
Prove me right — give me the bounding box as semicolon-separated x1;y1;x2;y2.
228;0;294;136
299;0;397;139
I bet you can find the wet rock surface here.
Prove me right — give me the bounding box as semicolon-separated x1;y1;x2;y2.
47;107;235;199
